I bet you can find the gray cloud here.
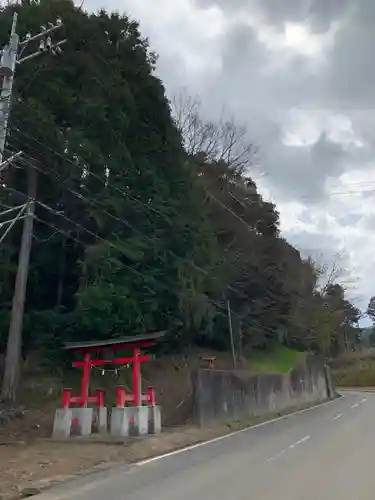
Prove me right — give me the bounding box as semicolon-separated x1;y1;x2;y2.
196;0;375;203
283;229;339;264
255;131;369;204
361;214;375;231
323;2;375;109
336;213;363;228
252;0;350;33
311;133;345;171
219;23;269;72
196;0;351;33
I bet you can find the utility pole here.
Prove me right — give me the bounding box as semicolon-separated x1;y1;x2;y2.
2;167;37;400
344;322;349;353
227;299;237;369
1;11;66;401
0;13;18;164
0;13;65;165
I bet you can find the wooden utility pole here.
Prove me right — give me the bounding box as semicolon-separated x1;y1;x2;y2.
1;166;37;400
227;299;237;369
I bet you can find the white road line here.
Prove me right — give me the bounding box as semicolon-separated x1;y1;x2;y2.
266;435;310;463
351;403;359;408
333;413;342;420
288;435;310;449
361;398;368;403
137;397;342;466
266;450;287;463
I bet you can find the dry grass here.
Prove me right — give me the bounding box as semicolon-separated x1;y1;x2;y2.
333;359;375;387
331;349;375;387
330;349;375;370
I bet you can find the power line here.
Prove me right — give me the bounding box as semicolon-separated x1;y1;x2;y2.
4;142;322;322
10;118;269;235
5;134;276;271
2;181;191;294
4;116;345;340
10;130;187;224
4;138;342;332
1;172;246;302
2;159;331;342
0;175;287;339
205;188;261;232
0;203;25;219
7;147;293;307
9;180;314;342
5;145;235;276
33;214;280;339
0;203;26;245
13;107;375;203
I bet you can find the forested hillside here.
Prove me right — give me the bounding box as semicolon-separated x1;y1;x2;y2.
0;0;361;400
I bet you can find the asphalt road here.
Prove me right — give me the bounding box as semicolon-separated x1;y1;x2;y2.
35;391;375;500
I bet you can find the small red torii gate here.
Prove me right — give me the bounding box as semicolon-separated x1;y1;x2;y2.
61;332;165;409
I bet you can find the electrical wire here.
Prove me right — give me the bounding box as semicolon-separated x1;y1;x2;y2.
2;112;344;341
4;145;249;294
33;214;278;337
6;146;295;308
11;101;375;202
5;134;278;267
7;180;288;339
0;203;25;218
1;143;338;343
0;203;26;244
3;139;325;317
0;164;322;342
9;107;271;236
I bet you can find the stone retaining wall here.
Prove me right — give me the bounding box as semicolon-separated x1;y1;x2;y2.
191;354;335;426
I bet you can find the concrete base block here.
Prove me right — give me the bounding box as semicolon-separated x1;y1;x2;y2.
127;406;149;436
110;408;130;437
135;406;149;436
126;407;137;436
71;408;93;436
149;406;161;434
96;407;108;435
52;408;72;439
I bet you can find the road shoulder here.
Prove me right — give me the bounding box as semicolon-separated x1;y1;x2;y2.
3;398;339;500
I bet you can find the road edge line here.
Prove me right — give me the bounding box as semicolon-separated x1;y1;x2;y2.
137;395;343;466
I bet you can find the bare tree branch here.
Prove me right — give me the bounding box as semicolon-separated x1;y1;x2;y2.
172;89;258;174
304;251;357;295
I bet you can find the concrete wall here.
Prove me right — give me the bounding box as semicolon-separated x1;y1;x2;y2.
191;354;335;426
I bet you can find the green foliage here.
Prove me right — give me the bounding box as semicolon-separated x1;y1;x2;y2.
245;346;304;374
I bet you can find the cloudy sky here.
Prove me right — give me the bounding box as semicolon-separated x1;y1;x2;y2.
84;0;375;320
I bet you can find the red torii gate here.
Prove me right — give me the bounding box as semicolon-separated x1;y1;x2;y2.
61;332;165;409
